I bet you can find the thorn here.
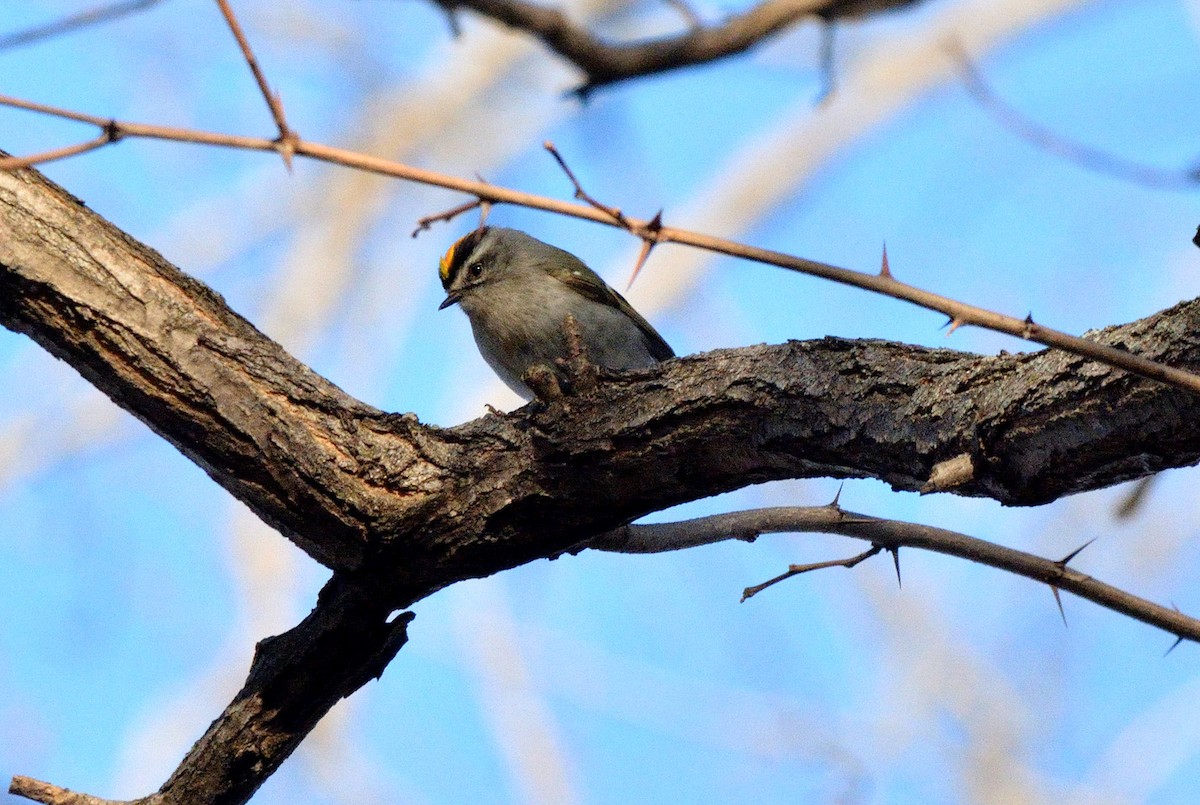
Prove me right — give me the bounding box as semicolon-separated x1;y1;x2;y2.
1023;312;1035;338
1057;537;1097;567
647;209;664;233
625;210;665;289
275;131;297;173
568;83;596;103
625;239;655;291
889;546;902;589
828;482;844;509
1164;635;1184;657
944;318;965;336
879;243;892;278
1051;586;1067;627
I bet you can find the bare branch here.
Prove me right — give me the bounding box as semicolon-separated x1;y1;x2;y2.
0;0;165;52
150;578;412;804
437;0;924;94
4;121;1200;803
950;41;1200;190
6;159;1200;587
213;0;296;165
590;506;1200;643
544;140;627;225
412;197;484;237
0;132;118;171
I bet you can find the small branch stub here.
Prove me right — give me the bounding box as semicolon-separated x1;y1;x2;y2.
921;452;975;493
742;544;885;601
9;775;136;805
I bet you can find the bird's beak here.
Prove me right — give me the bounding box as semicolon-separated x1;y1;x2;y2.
438;291;461;310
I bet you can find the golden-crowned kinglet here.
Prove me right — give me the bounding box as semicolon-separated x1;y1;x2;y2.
438;226;674;399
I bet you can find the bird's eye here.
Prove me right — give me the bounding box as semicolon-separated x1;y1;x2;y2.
469;262;484;278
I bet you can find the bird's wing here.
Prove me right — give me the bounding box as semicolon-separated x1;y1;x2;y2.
551;257;675;361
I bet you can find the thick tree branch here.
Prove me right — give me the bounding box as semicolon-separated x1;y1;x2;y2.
152;574;412;805
4;161;1200;587
437;0;922;94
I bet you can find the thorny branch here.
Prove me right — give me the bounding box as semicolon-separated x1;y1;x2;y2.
591;505;1200;647
541;141;663;287
5;95;1176;395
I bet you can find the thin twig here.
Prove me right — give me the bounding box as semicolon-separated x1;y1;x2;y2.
742;544;883;600
950;41;1200;190
543;143;668;288
213;0;296;166
8;775;134;805
3;93;1200;397
0;95;112;127
544;140;627;225
0;132;117;171
0;0;165;51
412;198;484;237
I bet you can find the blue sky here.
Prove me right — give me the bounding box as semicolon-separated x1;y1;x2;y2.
2;0;1200;803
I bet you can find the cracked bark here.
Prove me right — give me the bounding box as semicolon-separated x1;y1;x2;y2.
3;163;1200;802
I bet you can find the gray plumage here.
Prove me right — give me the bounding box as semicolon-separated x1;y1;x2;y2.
438;227;673;399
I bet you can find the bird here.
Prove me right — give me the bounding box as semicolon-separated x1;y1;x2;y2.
438;226;674;400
